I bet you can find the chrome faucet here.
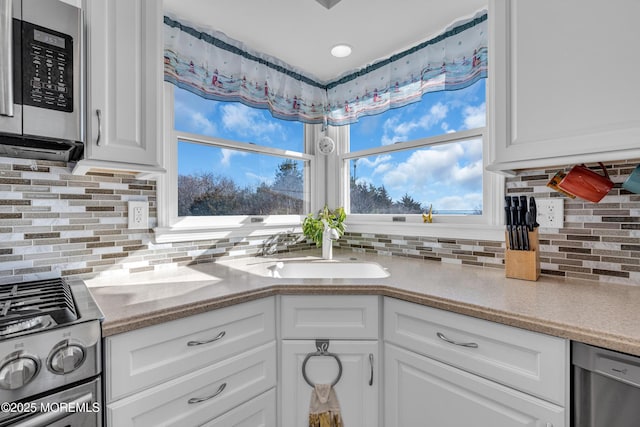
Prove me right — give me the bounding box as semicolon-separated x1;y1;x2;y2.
321;219;340;260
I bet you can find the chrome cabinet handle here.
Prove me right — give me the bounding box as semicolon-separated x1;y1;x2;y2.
187;382;226;404
187;331;226;346
436;332;479;348
369;353;374;386
95;109;102;146
0;0;14;117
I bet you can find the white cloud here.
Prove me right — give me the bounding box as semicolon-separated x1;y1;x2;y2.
381;102;449;145
356;155;392;169
220;104;283;143
174;99;218;136
373;163;394;175
220;148;248;167
379;139;483;205
462;102;486;129
434;193;483;211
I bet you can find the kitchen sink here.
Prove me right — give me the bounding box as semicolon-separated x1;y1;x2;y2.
269;261;389;279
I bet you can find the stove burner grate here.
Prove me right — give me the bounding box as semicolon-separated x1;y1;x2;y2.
0;278;77;338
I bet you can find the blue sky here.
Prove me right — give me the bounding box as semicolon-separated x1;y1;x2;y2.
174;78;485;212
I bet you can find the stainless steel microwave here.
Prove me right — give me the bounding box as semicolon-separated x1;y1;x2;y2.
0;0;83;161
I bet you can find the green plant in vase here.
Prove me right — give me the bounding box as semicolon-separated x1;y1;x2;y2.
302;205;346;247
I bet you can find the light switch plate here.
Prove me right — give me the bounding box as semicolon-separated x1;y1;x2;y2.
128;201;148;230
536;198;564;228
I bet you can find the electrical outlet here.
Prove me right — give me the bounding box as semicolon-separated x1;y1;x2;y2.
128;201;148;230
536;198;564;229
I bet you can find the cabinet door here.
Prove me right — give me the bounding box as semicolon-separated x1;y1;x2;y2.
280;340;379;427
85;0;162;166
489;0;640;170
385;343;565;427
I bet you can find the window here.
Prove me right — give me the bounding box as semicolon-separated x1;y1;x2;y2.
174;87;309;218
347;137;483;215
345;79;486;216
156;85;313;240
158;81;503;242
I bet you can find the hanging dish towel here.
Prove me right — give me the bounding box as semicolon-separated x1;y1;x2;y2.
309;383;344;427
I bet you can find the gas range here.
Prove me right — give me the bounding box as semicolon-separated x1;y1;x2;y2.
0;278;103;426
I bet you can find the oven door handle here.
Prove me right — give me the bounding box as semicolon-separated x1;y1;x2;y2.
0;0;14;117
13;392;94;427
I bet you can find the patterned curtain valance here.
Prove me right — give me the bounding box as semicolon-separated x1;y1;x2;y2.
164;10;487;126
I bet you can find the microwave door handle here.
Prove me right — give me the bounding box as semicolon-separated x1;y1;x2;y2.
13;392;95;427
0;0;13;117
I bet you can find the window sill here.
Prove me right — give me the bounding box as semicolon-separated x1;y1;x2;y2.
345;221;505;242
154;223;303;243
154;221;504;244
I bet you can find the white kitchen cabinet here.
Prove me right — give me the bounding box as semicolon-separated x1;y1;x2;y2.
107;342;276;427
385;343;565;427
76;0;164;175
280;340;379;427
104;297;277;427
384;297;567;405
279;295;380;427
488;0;640;173
105;297;275;401
384;297;569;427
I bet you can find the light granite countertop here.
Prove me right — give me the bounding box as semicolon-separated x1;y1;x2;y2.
86;249;640;356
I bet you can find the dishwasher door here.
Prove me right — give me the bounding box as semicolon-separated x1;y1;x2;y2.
572;342;640;427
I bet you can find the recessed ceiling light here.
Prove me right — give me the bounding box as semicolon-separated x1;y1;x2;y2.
331;44;352;58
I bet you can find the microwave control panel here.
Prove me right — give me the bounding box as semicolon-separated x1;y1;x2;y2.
22;21;74;113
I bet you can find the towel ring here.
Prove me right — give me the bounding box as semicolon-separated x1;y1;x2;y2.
302;340;343;388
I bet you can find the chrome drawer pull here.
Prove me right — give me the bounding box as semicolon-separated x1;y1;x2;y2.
187;382;226;404
369;353;374;386
187;331;226;346
436;332;479;348
96;109;102;146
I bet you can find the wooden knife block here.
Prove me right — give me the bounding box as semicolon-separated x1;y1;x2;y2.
505;228;540;281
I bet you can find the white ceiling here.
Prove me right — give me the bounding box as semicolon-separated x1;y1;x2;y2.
163;0;487;83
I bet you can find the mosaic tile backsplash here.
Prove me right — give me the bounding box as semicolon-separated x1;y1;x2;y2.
0;156;638;285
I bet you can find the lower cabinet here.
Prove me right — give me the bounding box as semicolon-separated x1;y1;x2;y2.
385;343;565;427
107;342;276;426
102;294;570;427
280;340;379;427
104;297;277;427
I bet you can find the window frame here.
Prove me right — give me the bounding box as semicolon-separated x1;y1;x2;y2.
156;83;316;243
334;126;505;241
156;83;504;243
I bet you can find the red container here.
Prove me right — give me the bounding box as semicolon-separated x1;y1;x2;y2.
558;162;613;203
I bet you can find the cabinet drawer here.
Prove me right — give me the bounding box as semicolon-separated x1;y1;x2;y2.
106;297;275;402
280;295;379;339
384;297;567;405
107;341;277;427
202;389;276;427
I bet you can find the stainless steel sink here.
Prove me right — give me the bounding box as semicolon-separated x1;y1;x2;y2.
269;261;389;279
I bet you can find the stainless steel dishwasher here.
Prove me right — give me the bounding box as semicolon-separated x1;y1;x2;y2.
572;341;640;427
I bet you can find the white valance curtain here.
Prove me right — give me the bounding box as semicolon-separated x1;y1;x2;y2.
164;10;487;126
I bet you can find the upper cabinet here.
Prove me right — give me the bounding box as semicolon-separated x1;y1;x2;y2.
74;0;165;176
487;0;640;174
